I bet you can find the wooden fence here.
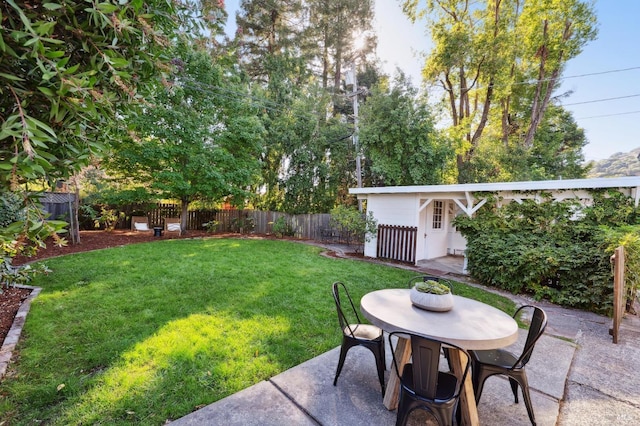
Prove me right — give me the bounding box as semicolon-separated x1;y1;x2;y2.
376;224;417;264
111;205;334;240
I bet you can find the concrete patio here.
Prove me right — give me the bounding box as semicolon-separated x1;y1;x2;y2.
172;254;640;425
171;299;640;425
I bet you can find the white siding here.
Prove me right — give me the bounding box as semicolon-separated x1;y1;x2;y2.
364;194;418;258
356;177;640;262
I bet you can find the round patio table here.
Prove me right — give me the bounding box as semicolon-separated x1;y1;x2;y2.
360;288;518;426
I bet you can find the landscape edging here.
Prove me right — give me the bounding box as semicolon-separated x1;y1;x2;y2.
0;285;41;380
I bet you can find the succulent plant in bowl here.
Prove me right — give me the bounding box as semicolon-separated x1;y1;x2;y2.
414;280;451;295
410;279;454;312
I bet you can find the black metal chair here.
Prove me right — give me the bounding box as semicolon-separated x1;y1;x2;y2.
332;282;386;398
469;305;548;426
388;331;470;426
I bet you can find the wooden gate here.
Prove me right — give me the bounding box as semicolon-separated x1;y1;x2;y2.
376;225;417;264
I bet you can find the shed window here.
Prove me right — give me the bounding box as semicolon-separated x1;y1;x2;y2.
432;201;443;229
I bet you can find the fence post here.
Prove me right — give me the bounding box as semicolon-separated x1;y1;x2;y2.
610;246;625;343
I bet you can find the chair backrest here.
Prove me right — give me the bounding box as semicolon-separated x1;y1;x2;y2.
332;282;362;338
513;305;548;368
388;331;470;400
164;218;181;232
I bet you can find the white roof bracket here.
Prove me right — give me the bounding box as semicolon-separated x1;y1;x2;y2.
469;198;488;215
465;191;473;206
419;199;433;212
453;198;472;217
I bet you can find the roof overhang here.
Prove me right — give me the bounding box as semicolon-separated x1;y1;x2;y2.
349;177;640;213
349;177;640;195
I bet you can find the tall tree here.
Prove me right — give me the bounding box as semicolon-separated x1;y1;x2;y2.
0;0;213;190
403;0;597;183
518;0;597;147
233;0;377;212
106;43;264;232
306;0;376;90
526;104;589;180
0;0;211;254
278;87;354;213
234;0;305;82
359;72;454;186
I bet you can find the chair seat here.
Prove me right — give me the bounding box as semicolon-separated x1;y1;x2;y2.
344;323;383;340
401;364;458;400
472;348;520;369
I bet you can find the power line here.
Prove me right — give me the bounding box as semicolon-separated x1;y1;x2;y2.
558;66;640;81
563;94;640;106
455;66;640;91
175;67;640;123
165;78;358;139
576;110;640;120
512;66;640;87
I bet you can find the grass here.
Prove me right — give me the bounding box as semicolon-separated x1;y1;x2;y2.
0;238;515;424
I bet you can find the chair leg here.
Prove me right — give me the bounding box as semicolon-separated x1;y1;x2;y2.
372;343;386;397
472;368;486;404
509;377;519;403
334;341;350;386
395;392;412;426
516;375;536;426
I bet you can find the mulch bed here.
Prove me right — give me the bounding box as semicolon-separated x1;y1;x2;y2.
0;287;32;344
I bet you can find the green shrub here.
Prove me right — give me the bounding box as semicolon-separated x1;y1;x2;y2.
202;220;219;233
455;192;639;315
329;205;377;243
79;205;122;231
0;192;25;227
1;258;51;291
271;217;296;238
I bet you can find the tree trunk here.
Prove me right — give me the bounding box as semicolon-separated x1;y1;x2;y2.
322;24;329;89
523;19;571;147
180;200;189;235
334;42;342;91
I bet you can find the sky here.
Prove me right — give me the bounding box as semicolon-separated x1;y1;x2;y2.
223;0;640;162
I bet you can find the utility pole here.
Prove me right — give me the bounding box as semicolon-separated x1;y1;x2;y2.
351;62;363;211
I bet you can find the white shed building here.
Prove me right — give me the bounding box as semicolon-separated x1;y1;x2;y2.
349;177;640;265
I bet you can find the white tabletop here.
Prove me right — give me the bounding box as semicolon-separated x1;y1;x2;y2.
360;289;518;350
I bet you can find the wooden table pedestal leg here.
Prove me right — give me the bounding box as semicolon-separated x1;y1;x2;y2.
448;349;479;426
383;336;412;410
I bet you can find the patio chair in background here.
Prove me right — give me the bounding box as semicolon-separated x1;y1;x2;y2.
332;281;386;398
131;216;151;232
388;331;470;426
469;305;548;426
164;218;182;236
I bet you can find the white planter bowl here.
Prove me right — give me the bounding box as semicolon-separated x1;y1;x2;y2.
410;287;454;312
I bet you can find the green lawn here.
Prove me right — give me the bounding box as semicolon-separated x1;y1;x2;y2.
0;238;515;425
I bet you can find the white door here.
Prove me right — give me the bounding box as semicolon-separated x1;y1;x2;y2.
423;200;449;259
